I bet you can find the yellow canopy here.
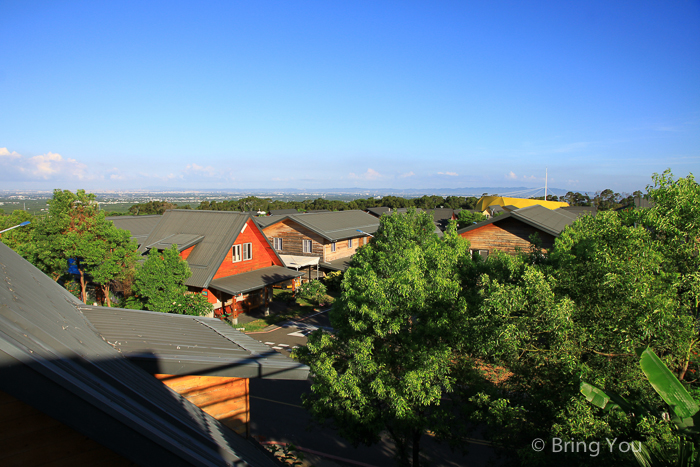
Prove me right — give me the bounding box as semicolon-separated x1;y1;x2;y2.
476;196;569;212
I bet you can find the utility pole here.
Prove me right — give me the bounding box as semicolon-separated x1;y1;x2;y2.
545;168;548;200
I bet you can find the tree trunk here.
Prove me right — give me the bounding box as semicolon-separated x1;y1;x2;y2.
79;269;87;303
412;430;421;467
102;284;112;307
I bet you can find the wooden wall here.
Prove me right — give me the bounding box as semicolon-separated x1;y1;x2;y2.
0;390;136;467
324;235;369;262
154;374;250;437
459;218;556;255
263;219;327;259
212;219;283;280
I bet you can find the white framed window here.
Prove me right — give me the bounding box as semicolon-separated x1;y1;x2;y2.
242;243;253;261
232;245;242;262
348;238;353;248
363;237;367;245
303;239;312;253
273;238;283;251
331;242;336;252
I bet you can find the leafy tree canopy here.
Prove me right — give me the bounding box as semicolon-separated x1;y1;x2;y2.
297;209;473;466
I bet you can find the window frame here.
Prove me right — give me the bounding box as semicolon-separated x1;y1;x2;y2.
273;237;283;251
348;238;353;248
331;242;336;252
303;239;313;253
232;244;242;263
242;242;253;261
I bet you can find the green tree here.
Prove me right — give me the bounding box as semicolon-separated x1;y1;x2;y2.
465;204;696;465
456;210;487;229
296;209;472;466
129;245;211;315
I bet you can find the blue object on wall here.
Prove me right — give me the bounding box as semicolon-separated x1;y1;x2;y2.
68;258;80;275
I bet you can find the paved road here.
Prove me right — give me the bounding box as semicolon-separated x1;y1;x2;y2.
246;314;497;466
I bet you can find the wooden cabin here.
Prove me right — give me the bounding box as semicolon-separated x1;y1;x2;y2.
256;211;380;274
458;204;579;258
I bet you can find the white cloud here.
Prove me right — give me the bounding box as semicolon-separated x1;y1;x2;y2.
506;171;517;180
0;147;22;159
348;168;382;180
399;171;415;178
185;163;218;178
0;147;91;180
437;171;458;176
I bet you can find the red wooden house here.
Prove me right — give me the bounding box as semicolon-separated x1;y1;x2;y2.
138;210;303;322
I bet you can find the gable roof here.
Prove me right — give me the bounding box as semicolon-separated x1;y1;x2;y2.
0;242;278;467
476;196;569;212
137;210;270;289
108;214;163;246
458;204;578;238
557;206;598;217
81;306;308;380
366;207;391;217
257;211;380;242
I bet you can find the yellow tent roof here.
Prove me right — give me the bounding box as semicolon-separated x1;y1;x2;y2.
475;196;569;212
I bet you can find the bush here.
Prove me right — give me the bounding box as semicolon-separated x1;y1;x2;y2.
297;280;327;305
323;270;343;292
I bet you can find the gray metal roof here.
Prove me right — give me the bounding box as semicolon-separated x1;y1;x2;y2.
260;211;380;242
137;210;250;289
108;214;163;246
254;214;286;228
0;241;278;467
366;207;391;217
458;204;578;238
269;209;299;215
209;266;304;296
146;233;205;251
80;306;309;380
557;206;598;217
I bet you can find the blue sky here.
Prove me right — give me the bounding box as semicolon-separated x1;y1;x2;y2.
1;1;698;193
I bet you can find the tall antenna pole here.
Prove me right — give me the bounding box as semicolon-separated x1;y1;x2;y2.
544;168;548;200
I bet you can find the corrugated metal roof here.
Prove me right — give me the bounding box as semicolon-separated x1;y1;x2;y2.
80;306;309;380
557;206;598;217
146;233;205;251
0;241;279;467
254;214;286;228
209;266;304;296
108;215;163;246
261;211;380;242
366;207;391;217
137;210;249;288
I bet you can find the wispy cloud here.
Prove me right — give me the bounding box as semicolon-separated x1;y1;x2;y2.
399;171;415;178
506;171;517;180
185;163;218;178
437;171;458;176
349;168;382;180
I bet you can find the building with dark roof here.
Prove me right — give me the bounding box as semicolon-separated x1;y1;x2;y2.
256;211;379;274
108;214;162;247
0;241;292;466
458;204;578;257
138;210;303;321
